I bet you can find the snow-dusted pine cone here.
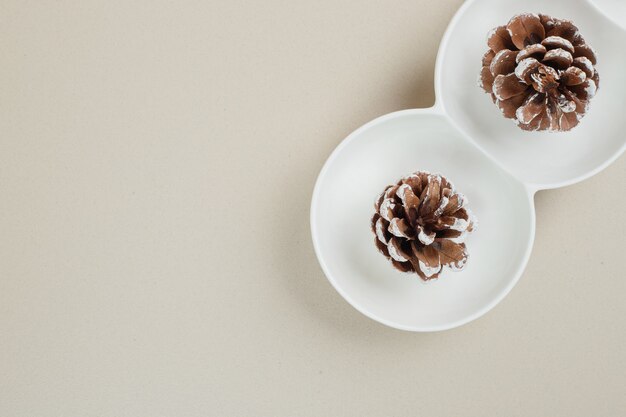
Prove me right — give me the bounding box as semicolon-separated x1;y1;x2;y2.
479;13;599;132
371;172;476;281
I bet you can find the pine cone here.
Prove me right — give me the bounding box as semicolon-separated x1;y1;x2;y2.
371;172;476;281
479;13;599;132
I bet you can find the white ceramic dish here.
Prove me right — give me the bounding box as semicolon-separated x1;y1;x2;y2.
310;0;626;331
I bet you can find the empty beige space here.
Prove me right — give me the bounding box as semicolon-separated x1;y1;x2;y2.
0;1;624;416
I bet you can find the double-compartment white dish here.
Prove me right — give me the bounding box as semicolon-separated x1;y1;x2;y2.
310;0;626;331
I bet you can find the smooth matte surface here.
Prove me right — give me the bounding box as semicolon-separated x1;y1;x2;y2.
589;0;626;29
0;1;624;416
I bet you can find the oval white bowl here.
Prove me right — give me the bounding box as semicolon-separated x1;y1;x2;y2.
311;0;626;331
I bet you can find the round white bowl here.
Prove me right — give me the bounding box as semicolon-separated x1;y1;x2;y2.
436;0;626;188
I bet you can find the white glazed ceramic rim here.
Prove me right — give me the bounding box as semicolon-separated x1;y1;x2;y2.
310;0;625;331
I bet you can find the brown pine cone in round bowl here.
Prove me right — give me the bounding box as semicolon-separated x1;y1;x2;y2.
371;171;476;281
479;13;599;132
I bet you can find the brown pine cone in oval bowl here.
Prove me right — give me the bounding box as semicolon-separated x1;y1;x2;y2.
371;171;476;281
479;13;599;132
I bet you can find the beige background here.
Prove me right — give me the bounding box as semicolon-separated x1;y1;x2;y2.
1;1;624;416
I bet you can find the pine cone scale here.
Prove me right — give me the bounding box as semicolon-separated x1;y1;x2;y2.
542;36;574;53
517;44;546;62
412;243;442;279
491;49;518;76
488;26;516;52
506;13;545;49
